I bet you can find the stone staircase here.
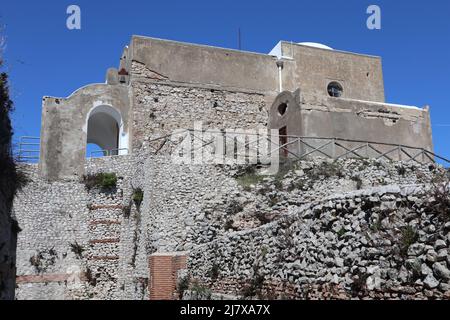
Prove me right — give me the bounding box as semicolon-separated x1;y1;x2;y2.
86;201;124;299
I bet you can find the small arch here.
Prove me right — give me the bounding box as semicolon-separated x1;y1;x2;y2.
86;105;128;157
327;82;343;98
278;103;288;116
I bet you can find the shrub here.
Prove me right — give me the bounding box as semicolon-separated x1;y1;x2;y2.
226;200;244;215
190;281;212;300
85;267;97;287
306;161;344;181
29;254;43;272
208;263;220;280
132;188;144;208
351;175;363;190
224;219;238;231
236;172;265;190
351;271;369;296
397;165;407;176
399;226;419;257
241;272;265;299
428;171;450;220
177;274;190;299
70;242;85;259
254;211;272;225
83;172;118;191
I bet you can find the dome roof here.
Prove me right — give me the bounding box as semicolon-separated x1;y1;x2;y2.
297;42;334;50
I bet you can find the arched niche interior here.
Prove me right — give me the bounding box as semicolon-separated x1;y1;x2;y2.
86;105;128;157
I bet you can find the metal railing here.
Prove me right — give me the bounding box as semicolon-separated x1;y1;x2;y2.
17;132;450;166
16;137;129;162
17;136;40;163
145;130;450;166
89;148;129;158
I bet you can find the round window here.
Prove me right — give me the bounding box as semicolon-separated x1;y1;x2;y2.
327;82;343;98
278;103;288;116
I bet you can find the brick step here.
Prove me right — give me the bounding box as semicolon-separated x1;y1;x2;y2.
88;256;120;261
89;238;120;245
89;219;121;226
88;204;125;210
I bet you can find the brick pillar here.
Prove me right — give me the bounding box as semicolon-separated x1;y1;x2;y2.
149;252;187;300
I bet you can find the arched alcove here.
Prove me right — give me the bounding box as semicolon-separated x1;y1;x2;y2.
86;105;128;157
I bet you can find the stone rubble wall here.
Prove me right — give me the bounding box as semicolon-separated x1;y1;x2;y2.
142;156;443;250
187;167;450;300
14;156;149;300
131;81;268;152
13;148;450;300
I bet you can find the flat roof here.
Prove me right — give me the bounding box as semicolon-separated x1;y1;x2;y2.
131;35;381;60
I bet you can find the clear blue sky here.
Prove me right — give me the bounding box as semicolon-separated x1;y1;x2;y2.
1;0;449;161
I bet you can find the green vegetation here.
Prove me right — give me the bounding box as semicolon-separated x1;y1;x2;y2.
177;275;190;299
207;263;220;280
399;226;419;257
132;188;144;208
0;57;28;201
235;168;266;191
397;165;407;176
428;171;450;220
305;161;344;181
190;280;212;299
83;172;118;191
351;175;363;190
70;241;85;259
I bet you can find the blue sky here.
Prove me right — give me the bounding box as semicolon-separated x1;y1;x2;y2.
1;0;449;162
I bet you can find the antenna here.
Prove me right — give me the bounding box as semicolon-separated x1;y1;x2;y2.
238;28;242;50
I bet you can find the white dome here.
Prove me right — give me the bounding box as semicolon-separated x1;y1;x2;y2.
298;42;334;50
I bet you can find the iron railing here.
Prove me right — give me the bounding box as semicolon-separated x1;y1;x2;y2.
17;132;450;166
146;130;450;166
17;137;40;163
17;137;129;162
89;148;129;158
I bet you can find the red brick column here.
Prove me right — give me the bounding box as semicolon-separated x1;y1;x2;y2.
149;252;187;300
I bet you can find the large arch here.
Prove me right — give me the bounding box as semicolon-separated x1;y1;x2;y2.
86;105;128;156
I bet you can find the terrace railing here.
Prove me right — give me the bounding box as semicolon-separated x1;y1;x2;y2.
146;130;450;166
17;132;450;166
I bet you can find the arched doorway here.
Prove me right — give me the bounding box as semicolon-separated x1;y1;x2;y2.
86;105;128;157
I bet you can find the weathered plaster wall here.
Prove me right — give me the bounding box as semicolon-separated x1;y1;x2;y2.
129;36;279;94
40;84;130;181
279;42;385;102
269;91;433;159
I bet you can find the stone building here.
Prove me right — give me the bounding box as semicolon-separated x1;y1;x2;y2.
12;36;445;300
38;36;433;181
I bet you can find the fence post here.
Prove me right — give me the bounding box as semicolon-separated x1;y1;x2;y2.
332;138;336;159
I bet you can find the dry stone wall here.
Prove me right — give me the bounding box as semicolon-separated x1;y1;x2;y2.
186;161;450;300
131;81;268;152
14;156;149;300
13;147;450;301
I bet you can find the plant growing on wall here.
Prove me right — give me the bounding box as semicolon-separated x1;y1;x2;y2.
399;226;419;257
83;172;118;191
132;188;144;208
70;242;85;259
